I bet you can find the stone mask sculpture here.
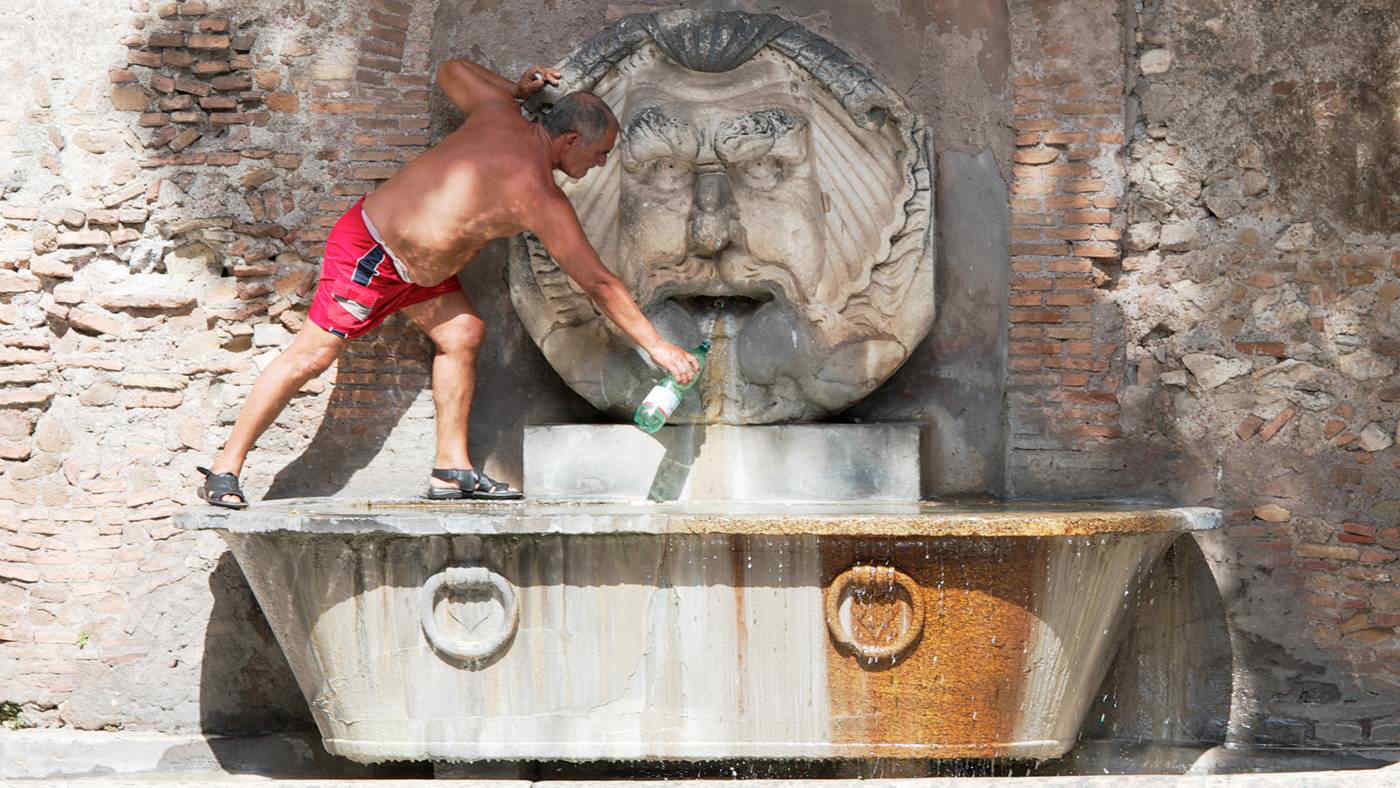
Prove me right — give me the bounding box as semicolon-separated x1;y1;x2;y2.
510;10;934;423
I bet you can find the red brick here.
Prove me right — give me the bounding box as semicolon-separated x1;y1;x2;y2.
138;112;169;127
1258;407;1297;442
1055;102;1120;115
1064;210;1111;224
1015;133;1042;146
1013;277;1053;291
1054;276;1096;289
1010;310;1063;324
174;78;212;96
198;96;237;110
193;60;230;75
1014;148;1059;165
1047;292;1094;306
1045;325;1093;340
1236;415;1265;440
1048;227;1093;241
1012;243;1069;257
265;93;299;112
1011;342;1062;356
350;165;398;181
360;36;404;59
197;17;229;32
1049;259;1093;273
1011;180;1054;196
158;93;193;111
109;68;138;84
1045;163;1095;177
127;50;163;68
1063;179;1108;193
163;49;195;68
312;102;377;115
148;32;185;47
211;74;251;91
1009;294;1042;307
1044;131;1090;145
1073;242;1119;258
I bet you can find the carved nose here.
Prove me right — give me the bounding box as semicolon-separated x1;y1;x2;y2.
689;172;734;258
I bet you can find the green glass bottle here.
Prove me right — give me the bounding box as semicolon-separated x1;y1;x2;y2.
633;342;710;434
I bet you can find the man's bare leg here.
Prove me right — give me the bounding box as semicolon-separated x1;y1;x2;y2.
206;322;346;502
401;290;486;492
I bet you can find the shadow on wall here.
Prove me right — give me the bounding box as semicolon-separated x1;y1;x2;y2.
197;552;314;735
194;553;432;777
261;242;594;500
262;312;437;500
1073;534;1234;760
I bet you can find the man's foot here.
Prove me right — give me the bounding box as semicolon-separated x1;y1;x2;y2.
425;468;523;500
197;466;249;509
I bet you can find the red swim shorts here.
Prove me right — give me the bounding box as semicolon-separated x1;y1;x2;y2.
306;198;461;340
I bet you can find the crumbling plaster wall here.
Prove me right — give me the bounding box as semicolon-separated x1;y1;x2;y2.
1091;0;1400;749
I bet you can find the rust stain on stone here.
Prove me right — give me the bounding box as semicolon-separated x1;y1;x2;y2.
821;537;1037;756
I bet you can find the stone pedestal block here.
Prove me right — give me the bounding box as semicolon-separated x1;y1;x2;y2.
523;423;920;502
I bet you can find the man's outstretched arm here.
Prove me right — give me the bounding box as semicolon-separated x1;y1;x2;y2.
530;194;699;385
436;58;560;117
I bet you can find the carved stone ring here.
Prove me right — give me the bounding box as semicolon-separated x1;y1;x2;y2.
418;566;520;662
824;564;925;660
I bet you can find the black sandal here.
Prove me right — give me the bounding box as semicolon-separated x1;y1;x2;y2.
426;468;523;501
197;466;248;510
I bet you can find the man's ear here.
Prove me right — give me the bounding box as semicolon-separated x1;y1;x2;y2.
560;130;581;147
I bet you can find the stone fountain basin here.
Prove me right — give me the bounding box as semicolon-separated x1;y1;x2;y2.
178;500;1220;764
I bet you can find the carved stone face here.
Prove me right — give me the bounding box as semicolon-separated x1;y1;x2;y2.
510;14;934;424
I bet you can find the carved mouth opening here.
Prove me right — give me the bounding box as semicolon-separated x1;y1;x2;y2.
672;294;772;316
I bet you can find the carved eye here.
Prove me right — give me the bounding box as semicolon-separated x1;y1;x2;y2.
736;156;783;190
642;157;694;191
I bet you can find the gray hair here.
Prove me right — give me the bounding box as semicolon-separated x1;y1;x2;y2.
540;92;616;143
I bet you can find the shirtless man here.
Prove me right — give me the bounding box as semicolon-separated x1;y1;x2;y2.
197;58;699;508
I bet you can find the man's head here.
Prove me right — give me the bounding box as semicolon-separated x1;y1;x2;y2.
542;92;619;178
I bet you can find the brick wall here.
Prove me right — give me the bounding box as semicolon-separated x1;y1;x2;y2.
1005;0;1130;495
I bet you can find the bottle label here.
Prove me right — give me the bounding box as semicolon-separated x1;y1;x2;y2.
641;385;681;416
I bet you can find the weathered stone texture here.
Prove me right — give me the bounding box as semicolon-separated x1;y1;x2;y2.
0;0;1394;761
1069;0;1400;751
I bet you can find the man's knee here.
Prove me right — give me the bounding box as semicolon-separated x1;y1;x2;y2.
285;335;342;379
435;314;486;357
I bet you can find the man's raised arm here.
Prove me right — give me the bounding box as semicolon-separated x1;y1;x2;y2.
436;58;560;117
530;194;699;385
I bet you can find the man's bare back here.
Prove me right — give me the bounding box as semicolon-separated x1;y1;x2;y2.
362;104;553;287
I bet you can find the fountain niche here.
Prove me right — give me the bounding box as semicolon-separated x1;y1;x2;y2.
180;10;1219;768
